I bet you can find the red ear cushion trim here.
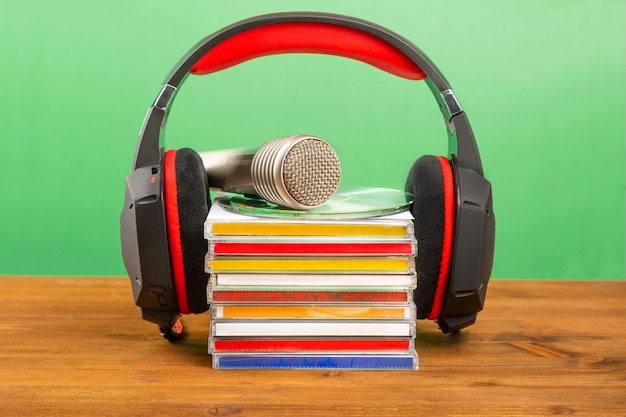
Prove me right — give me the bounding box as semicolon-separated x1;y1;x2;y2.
405;155;447;319
163;150;191;314
171;149;211;314
428;156;455;320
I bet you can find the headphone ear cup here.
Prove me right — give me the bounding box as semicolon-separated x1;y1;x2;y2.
163;148;211;315
405;155;455;321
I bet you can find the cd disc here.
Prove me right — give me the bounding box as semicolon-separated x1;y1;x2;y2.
216;186;413;219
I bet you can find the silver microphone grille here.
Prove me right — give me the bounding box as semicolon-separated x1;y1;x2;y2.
251;135;341;210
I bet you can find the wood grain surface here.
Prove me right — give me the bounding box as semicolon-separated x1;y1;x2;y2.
1;277;625;416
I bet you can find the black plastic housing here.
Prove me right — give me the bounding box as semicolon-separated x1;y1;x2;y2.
120;152;179;328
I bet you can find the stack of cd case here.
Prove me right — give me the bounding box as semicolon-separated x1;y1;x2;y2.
204;202;418;370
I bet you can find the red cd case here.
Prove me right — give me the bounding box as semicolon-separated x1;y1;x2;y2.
210;241;414;255
208;289;412;303
211;338;413;352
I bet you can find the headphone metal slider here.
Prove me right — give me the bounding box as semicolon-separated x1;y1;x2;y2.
153;84;177;110
439;89;462;121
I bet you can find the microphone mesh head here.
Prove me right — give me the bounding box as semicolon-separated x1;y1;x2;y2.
282;138;341;207
251;135;341;210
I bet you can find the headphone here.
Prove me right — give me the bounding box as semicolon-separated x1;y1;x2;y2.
120;12;495;341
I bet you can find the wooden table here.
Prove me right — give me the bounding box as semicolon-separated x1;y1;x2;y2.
1;277;625;416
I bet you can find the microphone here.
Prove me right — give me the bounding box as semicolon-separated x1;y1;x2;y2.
198;135;341;210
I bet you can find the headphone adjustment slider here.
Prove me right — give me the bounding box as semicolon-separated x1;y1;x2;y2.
439;89;462;121
153;84;177;111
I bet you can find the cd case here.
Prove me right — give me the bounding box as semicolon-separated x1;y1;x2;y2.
208;289;414;304
212;352;418;370
211;303;416;320
209;239;416;256
205;201;415;239
206;256;415;274
211;320;416;337
210;337;415;353
208;273;417;289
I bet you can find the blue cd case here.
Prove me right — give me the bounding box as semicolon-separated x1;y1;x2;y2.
212;352;418;370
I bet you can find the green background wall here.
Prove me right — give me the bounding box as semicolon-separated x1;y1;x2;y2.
1;1;624;279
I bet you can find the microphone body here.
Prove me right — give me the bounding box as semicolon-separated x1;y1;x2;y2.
199;135;341;210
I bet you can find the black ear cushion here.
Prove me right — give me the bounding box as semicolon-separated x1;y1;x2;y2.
163;148;211;314
405;155;455;320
